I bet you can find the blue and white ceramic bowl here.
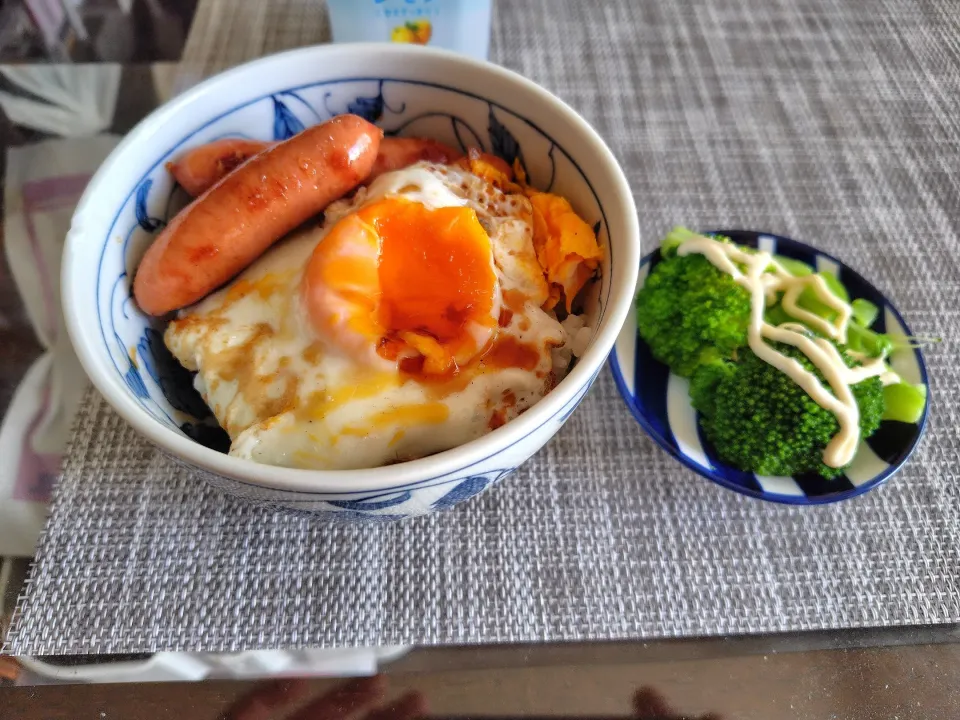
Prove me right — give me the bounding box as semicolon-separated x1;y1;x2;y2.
62;44;640;520
611;230;929;505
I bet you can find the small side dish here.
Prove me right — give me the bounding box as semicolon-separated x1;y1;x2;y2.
133;114;603;471
635;227;930;480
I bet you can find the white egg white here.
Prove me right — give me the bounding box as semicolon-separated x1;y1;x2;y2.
165;163;585;470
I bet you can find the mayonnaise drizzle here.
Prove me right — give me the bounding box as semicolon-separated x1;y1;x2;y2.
676;235;887;468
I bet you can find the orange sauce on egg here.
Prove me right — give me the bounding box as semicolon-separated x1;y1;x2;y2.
489;411;507;430
502;288;527;312
166;314;228;339
487;389;519;431
340;402;450;437
358;198;498;375
480;336;541;372
372;199;497;343
301;372;400;420
203;322;300;435
302;341;324;364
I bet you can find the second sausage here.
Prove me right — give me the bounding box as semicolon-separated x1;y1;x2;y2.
134;114;382;316
168;136;462;197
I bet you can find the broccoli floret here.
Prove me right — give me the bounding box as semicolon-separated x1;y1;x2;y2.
636;251;751;377
691;342;884;478
688;359;735;421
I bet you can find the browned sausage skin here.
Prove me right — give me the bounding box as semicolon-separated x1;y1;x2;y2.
366;137;462;183
134;114;382;316
165;138;272;197
168;136;462;197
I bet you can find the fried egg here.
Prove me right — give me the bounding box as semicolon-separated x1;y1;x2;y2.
165;162;589;470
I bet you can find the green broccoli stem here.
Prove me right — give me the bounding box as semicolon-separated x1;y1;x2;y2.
846;323;894;357
795;271;849;322
851;298;879;327
765;303;794;327
772;255;814;277
660;226;702;256
781;270;895;358
819;271;850;302
768;297;893;357
882;382;927;423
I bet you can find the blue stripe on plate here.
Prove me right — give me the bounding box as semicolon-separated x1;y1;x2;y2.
866;421;922;465
792;470;855;497
633;322;675;453
874;304;887;333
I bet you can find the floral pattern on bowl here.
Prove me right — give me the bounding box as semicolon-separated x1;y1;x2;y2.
75;60;634;520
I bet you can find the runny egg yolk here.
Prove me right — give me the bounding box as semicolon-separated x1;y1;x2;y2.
303;197;499;375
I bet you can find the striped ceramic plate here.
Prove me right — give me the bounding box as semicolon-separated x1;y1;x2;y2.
610;230;929;505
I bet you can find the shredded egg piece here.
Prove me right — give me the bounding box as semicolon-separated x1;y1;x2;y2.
676;235;887;468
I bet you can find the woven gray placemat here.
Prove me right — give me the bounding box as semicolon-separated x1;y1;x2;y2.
6;0;960;654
